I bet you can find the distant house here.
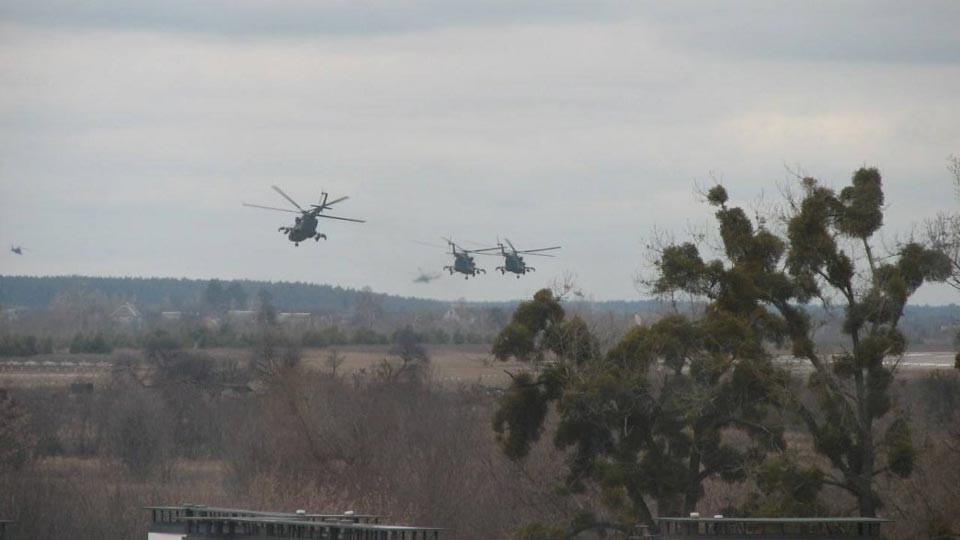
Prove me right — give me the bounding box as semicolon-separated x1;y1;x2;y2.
225;310;257;323
277;312;311;322
201;316;221;331
442;304;478;325
111;303;141;328
278;312;313;329
224;310;258;329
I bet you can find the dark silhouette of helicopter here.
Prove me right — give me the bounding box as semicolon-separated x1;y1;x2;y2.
479;238;561;277
413;268;442;284
10;245;25;255
243;185;364;246
442;238;492;279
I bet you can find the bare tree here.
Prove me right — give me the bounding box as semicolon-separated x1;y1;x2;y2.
927;155;960;292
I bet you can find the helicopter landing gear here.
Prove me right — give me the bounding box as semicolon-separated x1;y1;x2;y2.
496;267;505;274
295;242;299;247
314;233;327;241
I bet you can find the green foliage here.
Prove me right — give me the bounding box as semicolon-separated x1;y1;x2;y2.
837;167;884;238
203;279;228;312
0;334;53;357
653;243;712;297
542;316;598;366
353;326;388;345
492;372;551;460
884;417;914;477
706;185;728;207
492;289;565;363
736;455;825;517
143;329;182;362
491;289;788;525
649;166;948;517
301;326;348;347
68;332;113;354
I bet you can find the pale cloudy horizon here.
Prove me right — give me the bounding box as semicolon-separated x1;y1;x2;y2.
2;1;959;304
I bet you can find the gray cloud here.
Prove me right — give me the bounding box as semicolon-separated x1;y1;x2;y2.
0;0;635;36
1;4;959;303
2;1;958;65
643;1;960;64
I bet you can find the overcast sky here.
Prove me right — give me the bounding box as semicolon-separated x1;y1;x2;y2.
1;1;959;304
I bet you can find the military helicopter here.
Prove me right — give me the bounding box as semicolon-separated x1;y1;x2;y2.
480;238;561;278
10;245;25;255
243;185;364;246
442;238;492;279
413;268;442;284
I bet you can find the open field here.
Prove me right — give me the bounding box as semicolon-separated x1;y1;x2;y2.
1;343;958;540
0;345;528;388
298;344;526;385
1;347;955;389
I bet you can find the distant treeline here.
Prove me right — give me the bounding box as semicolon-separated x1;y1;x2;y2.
0;274;671;314
0;275;448;313
1;275;957;348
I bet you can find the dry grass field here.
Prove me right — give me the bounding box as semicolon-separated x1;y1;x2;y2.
0;344;529;389
1;344;958;540
299;344;525;385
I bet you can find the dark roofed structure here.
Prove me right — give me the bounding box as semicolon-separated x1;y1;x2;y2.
656;516;890;540
147;504;446;540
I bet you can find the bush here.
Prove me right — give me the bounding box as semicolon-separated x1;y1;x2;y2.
914;372;960;428
69;333;113;354
301;326;348;347
352;326;387;345
0;334;52;357
103;382;172;480
0;389;36;471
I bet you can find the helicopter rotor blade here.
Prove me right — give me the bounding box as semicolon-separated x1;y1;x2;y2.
520;253;556;257
313;193;350;210
316;214;366;223
505;238;518;253
243;203;301;214
271;185;305;212
442;237;460;252
462;239;492;248
519;246;562;253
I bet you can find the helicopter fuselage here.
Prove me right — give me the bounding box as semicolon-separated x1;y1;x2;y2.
280;214;325;245
445;253;484;278
496;252;534;278
245;185;362;247
503;253;527;274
